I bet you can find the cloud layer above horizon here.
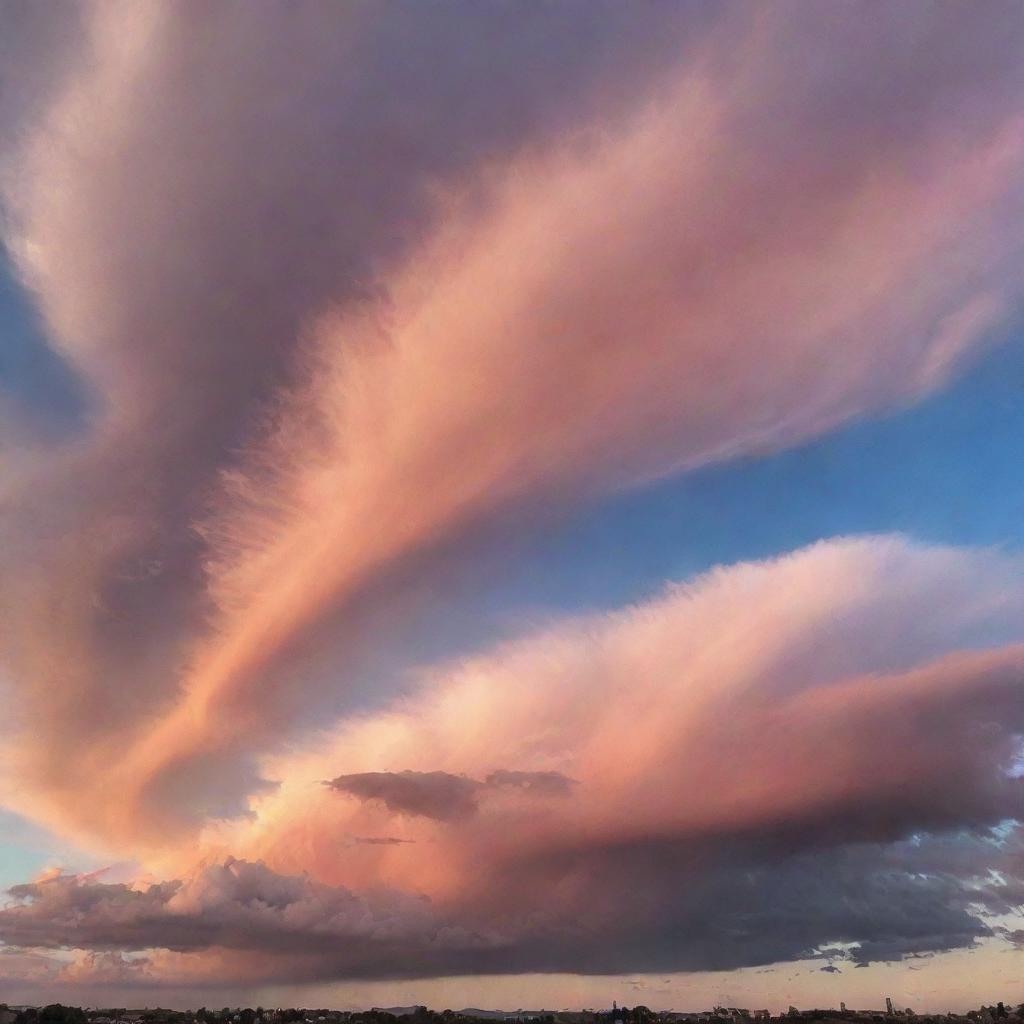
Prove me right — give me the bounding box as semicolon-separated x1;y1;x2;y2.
1;0;1023;1001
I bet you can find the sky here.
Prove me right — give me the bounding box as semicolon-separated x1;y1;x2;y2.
0;0;1023;1012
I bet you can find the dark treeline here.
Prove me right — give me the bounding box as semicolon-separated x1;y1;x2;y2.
4;1004;1024;1024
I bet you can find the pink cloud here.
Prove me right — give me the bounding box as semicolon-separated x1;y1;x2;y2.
218;536;1024;879
3;537;1023;982
0;7;1023;969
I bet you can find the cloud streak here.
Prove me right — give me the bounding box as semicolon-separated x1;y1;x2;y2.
326;772;482;823
326;770;575;822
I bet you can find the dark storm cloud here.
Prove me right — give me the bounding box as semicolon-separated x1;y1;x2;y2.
1;828;1020;981
326;768;577;821
326;771;482;822
0;859;437;956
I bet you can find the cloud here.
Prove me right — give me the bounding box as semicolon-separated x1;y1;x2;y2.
327;772;481;823
242;538;1024;876
57;951;154;987
0;0;692;841
135;3;1024;834
484;771;577;798
0;836;1019;981
2;1;1024;996
2;4;1024;851
3;537;1024;980
0;944;64;987
89;535;1015;981
0;858;441;958
326;769;577;821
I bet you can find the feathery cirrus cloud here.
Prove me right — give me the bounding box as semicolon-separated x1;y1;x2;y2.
2;2;1024;849
0;0;1023;995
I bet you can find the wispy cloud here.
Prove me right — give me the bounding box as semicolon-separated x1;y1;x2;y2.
0;0;1023;996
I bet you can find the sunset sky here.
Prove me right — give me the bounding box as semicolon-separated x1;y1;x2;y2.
1;0;1023;1012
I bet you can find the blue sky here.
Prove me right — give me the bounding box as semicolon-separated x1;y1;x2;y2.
505;328;1024;611
0;250;90;438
